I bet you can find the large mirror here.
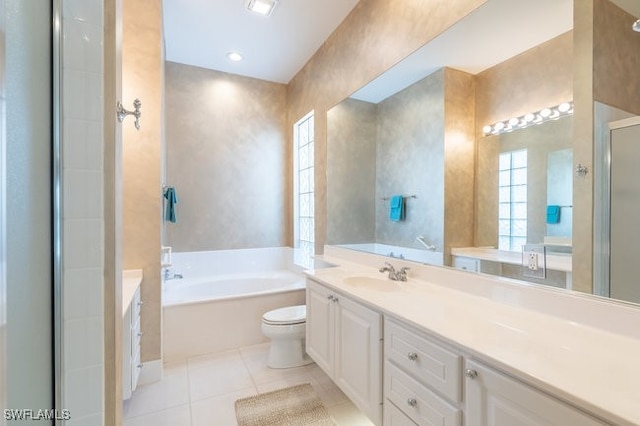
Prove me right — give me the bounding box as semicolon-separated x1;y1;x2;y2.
326;0;640;300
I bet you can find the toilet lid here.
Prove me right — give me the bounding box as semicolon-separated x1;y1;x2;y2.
263;305;306;325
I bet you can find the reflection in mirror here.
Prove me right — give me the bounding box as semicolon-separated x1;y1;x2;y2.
327;0;573;269
463;116;573;289
476;116;573;250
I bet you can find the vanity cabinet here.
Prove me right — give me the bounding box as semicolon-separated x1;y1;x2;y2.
123;284;143;400
384;317;462;426
306;279;383;425
465;359;606;426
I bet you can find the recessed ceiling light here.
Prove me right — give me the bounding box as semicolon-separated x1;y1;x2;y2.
226;52;243;62
246;0;277;16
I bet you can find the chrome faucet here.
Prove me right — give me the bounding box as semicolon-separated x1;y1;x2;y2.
379;262;410;281
163;267;183;281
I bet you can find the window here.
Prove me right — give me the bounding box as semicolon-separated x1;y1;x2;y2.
498;150;527;251
293;111;314;267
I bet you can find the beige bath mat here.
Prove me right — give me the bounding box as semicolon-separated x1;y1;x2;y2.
234;383;336;426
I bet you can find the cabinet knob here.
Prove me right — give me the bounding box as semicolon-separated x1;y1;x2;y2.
137;364;144;369
465;368;478;379
137;332;144;337
137;301;144;306
407;352;418;362
407;397;417;408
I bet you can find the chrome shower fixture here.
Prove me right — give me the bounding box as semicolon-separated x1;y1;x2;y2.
633;19;640;32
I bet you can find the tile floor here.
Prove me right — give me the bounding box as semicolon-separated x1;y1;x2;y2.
123;343;375;426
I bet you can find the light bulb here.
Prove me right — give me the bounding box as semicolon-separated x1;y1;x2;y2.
558;102;571;113
482;125;492;135
539;108;552;118
226;52;243;62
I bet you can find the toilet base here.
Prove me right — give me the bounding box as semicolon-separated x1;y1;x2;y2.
267;338;314;369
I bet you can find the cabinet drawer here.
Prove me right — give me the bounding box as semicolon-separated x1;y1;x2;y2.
131;316;142;357
385;318;461;403
384;400;418;426
133;287;142;318
385;362;461;426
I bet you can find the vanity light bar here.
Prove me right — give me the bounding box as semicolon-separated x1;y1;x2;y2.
482;101;574;136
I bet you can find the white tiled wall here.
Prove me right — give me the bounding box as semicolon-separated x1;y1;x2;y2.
61;0;105;424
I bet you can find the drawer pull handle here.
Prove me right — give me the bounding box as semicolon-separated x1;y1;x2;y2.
327;295;334;301
137;332;144;337
137;364;144;369
407;352;418;362
333;296;339;303
407;397;417;408
465;368;478;379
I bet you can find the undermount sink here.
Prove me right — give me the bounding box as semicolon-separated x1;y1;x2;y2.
343;275;403;292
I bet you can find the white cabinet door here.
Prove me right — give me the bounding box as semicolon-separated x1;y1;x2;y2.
465;360;606;426
384;401;418;426
306;280;335;376
334;294;382;425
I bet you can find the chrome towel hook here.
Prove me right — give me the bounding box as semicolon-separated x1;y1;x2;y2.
117;98;142;130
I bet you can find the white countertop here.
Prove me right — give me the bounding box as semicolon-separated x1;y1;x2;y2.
306;253;640;425
452;247;572;273
123;269;143;317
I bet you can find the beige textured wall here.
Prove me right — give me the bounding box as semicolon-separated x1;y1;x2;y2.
165;62;288;251
326;98;377;244
286;0;487;253
443;68;476;264
593;0;640;115
572;0;595;294
375;70;445;249
122;0;163;362
475;31;573;137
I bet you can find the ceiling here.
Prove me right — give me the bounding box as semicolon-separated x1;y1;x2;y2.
351;0;574;103
162;0;640;87
162;0;360;84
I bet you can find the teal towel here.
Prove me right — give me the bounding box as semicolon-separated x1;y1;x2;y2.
164;187;178;223
546;205;560;224
389;195;405;222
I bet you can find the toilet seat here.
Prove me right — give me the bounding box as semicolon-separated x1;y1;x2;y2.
262;305;306;326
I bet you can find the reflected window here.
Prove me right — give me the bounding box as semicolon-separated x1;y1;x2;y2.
293;111;315;267
498;150;527;251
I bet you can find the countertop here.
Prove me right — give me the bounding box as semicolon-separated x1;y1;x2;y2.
451;247;572;273
123;269;143;317
305;254;640;425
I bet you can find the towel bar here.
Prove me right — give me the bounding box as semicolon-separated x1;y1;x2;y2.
381;194;417;201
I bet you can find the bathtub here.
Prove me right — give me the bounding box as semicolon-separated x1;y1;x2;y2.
163;247;309;362
338;242;444;265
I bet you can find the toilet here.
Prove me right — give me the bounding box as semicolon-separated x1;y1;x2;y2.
261;305;313;369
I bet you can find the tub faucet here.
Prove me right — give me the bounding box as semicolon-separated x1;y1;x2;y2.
379;262;410;281
163;267;183;281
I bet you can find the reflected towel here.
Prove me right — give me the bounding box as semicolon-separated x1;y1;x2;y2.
546;205;560;224
164;187;178;223
389;195;405;222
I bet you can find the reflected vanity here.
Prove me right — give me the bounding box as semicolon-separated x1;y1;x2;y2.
324;0;640;305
